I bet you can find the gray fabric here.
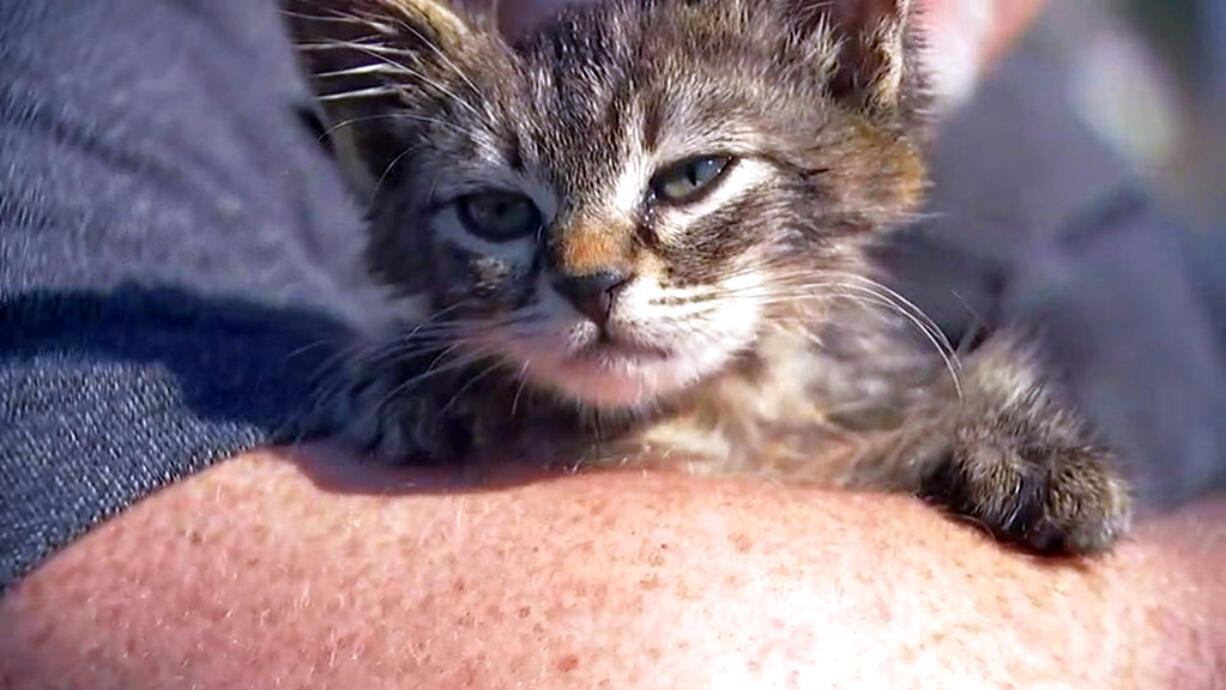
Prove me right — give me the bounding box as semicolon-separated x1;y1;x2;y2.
0;0;378;590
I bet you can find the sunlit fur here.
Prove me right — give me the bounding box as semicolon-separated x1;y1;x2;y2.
291;0;927;407
287;0;1133;555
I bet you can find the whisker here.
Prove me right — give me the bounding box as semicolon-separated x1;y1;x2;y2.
382;16;488;118
369;345;476;413
819;272;957;355
372;143;426;196
318;111;476;143
303;39;484;120
723;270;956;363
439;359;505;415
510;361;532;416
310;62;407;79
708;271;962;397
315;86;401;102
282;6;398;35
296;40;418;57
824;290;962;398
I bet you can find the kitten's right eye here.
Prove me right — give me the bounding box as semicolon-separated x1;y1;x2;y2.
456;191;541;242
651;155;733;204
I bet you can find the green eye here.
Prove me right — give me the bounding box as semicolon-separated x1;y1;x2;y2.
456;191;542;241
651;155;733;203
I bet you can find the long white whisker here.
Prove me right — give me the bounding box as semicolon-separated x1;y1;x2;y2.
711;272;962;397
282;7;398;35
311;62;407;79
306;39;484;120
316;86;401;102
384;18;488;118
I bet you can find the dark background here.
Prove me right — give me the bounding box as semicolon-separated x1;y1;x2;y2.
887;0;1226;508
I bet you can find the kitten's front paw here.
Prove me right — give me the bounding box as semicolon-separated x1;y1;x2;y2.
319;366;452;464
923;435;1132;555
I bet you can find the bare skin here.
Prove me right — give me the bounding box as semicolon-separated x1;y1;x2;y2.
1;445;1222;688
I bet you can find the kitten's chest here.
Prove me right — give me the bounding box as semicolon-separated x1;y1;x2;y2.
470;322;944;484
623;326;938;481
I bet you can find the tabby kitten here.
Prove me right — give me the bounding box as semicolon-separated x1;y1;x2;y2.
286;0;1132;554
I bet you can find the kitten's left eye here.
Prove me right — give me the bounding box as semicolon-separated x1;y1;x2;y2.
456;191;541;241
651;155;733;204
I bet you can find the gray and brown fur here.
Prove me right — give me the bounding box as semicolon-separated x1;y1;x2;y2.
285;0;1131;554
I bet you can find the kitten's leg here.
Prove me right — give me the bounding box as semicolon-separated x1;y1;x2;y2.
930;336;1132;554
861;335;1133;555
314;348;469;464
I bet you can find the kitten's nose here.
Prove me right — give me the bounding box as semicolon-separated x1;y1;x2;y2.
553;271;630;325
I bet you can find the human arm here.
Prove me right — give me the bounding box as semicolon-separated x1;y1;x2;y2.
2;445;1221;688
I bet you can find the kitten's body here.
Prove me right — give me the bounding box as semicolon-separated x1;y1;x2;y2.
287;0;1131;554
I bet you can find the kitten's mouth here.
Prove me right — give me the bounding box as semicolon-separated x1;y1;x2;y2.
495;328;696;408
494;310;756;409
573;335;672;363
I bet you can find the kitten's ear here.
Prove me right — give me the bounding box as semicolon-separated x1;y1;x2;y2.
808;0;921;115
284;0;483;80
282;0;489;197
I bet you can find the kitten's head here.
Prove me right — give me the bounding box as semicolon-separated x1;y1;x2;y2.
290;0;930;408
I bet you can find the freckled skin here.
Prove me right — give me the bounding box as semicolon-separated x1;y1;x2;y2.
3;448;1221;688
286;0;1131;555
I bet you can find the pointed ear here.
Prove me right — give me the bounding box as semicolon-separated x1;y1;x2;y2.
282;0;488;197
822;0;919;115
284;0;482;85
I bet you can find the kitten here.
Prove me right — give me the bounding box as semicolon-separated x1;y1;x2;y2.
285;0;1132;554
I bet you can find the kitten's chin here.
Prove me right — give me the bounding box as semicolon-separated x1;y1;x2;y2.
509;338;735;410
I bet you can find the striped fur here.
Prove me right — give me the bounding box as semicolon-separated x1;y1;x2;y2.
286;0;1131;555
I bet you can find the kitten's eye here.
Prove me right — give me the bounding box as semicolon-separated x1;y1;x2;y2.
651;155;733;204
456;191;541;241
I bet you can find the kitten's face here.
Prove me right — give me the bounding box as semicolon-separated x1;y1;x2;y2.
297;0;928;409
